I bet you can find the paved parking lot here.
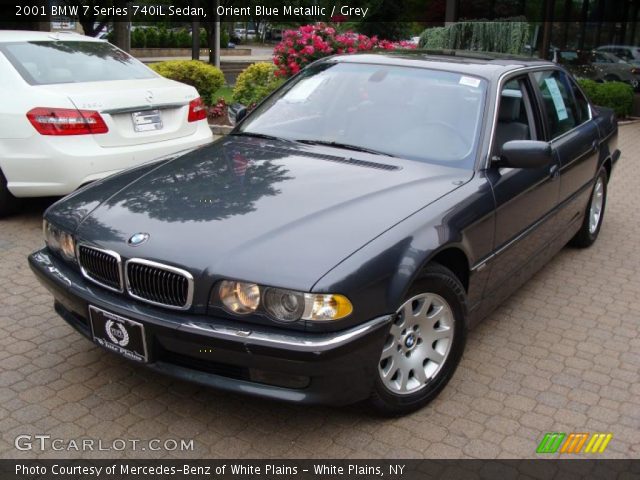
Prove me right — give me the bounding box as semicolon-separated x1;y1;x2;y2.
0;124;638;460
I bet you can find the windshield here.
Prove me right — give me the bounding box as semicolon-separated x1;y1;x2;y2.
239;62;487;168
1;41;157;85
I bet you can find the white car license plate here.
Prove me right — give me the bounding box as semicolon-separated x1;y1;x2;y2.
132;109;163;132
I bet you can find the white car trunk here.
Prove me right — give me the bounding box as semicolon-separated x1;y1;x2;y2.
35;78;200;147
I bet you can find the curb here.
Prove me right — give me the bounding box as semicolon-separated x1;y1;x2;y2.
210;125;233;135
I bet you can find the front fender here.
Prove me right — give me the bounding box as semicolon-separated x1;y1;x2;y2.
311;176;495;331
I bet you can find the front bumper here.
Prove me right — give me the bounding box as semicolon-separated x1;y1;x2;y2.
29;249;391;406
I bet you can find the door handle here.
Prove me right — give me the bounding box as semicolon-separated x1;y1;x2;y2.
549;163;559;179
592;140;599;153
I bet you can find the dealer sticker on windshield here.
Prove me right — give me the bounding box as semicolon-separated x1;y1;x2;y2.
459;76;481;88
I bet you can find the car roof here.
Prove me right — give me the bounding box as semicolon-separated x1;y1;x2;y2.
597;45;638;49
327;50;554;82
0;30;103;43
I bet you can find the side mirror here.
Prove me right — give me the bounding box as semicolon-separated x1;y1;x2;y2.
228;103;248;125
498;140;552;169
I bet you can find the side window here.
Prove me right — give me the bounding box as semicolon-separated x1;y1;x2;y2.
594;52;612;63
494;78;535;152
534;70;581;138
617;48;631;61
568;78;591;124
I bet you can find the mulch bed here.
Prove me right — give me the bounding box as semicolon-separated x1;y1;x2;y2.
208;103;231;126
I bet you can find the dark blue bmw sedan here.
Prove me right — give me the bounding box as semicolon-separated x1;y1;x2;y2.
30;51;620;414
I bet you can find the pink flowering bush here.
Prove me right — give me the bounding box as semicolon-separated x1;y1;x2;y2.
273;24;417;78
209;97;227;118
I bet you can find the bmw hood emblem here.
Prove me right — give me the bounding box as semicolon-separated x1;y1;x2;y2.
128;233;149;246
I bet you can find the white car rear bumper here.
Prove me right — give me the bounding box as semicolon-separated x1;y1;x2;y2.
0;122;213;197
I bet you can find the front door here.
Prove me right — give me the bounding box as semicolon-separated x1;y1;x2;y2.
483;75;560;299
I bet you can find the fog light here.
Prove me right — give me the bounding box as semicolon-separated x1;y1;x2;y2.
249;369;310;389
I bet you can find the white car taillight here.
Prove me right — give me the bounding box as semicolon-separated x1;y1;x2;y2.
187;97;207;122
26;107;109;135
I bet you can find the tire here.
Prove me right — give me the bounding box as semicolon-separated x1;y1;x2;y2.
0;168;20;218
604;74;620;82
570;167;608;248
369;263;467;416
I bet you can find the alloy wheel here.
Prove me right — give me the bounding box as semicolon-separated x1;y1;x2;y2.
378;293;454;395
589;177;604;234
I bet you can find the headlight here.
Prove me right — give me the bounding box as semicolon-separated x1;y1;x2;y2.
263;288;305;322
43;219;59;250
216;281;353;322
303;293;353;321
43;219;75;261
219;280;260;314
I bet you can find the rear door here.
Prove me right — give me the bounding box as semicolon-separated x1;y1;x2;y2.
532;69;599;226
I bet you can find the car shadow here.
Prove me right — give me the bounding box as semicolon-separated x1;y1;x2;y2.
2;197;59;221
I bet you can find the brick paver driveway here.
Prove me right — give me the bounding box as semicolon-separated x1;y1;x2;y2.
1;125;638;460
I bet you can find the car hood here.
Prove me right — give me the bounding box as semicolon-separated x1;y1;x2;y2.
70;137;472;291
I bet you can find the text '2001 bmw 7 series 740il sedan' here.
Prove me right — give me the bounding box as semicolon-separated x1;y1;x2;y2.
29;51;619;415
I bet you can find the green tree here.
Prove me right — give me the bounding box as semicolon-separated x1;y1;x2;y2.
158;25;169;48
131;28;146;48
357;0;411;40
175;29;191;48
60;0;127;37
356;0;430;40
145;27;160;47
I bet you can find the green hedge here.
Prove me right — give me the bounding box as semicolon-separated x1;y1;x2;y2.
130;27;229;49
577;79;634;117
418;20;529;55
150;60;224;103
232;62;284;107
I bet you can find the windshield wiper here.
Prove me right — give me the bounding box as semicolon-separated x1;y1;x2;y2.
230;132;293;143
295;139;394;157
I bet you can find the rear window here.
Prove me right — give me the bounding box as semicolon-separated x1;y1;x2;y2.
0;41;157;85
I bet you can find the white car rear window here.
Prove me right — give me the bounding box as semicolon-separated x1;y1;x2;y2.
0;41;156;85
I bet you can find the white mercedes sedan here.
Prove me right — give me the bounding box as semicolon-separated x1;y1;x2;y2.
0;31;213;216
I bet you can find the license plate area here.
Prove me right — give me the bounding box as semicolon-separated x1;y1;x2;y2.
89;306;148;363
132;109;163;132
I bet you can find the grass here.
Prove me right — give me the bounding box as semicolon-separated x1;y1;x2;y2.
211;85;234;103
